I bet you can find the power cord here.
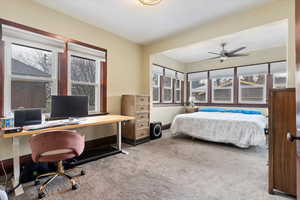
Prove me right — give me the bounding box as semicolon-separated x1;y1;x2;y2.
0;161;7;189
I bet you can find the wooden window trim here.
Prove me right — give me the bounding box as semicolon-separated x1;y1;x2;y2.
187;60;287;108
0;18;108;116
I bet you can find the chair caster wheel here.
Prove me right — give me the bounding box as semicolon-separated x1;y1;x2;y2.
34;180;41;186
72;184;79;190
38;192;46;199
81;170;86;176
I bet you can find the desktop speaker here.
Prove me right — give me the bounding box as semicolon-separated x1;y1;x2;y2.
150;122;162;140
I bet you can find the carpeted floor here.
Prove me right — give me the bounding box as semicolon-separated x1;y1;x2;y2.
14;131;294;200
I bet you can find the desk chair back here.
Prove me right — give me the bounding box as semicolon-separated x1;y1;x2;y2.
29;130;85;163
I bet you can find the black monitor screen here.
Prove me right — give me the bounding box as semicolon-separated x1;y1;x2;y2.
51;96;88;118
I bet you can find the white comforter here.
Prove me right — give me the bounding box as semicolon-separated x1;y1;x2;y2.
170;112;267;148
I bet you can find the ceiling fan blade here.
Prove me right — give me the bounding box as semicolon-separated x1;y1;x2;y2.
228;46;246;55
208;56;222;60
208;52;221;56
228;53;249;57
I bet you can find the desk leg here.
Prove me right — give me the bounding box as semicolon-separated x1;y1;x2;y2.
117;122;128;155
12;137;24;196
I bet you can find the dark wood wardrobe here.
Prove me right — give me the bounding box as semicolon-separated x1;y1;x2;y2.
268;88;296;196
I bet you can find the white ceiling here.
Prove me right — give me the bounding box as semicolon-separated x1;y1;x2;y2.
161;20;288;63
33;0;272;44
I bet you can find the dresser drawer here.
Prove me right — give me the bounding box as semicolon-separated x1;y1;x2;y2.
136;113;149;121
136;120;149;130
136;128;149;139
136;96;149;105
136;105;149;113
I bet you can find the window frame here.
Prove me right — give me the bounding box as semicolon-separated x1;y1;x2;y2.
162;75;173;103
175;79;181;103
67;51;101;114
186;60;287;108
3;37;58;115
189;79;208;103
152;72;161;103
238;73;267;104
152;64;185;106
0;18;108;117
211;76;234;104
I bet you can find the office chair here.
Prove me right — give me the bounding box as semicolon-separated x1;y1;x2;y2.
29;130;85;199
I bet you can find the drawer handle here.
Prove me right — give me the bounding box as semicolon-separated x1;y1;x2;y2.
140;107;144;110
140;116;144;118
140;98;144;101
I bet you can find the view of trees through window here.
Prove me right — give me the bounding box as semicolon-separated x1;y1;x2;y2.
70;55;97;111
11;44;53;112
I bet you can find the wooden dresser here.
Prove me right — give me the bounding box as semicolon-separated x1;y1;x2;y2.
121;95;150;145
268;88;296;196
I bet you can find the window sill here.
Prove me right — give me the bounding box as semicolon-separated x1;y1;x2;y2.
153;103;184;107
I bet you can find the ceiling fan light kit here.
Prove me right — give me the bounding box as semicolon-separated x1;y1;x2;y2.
138;0;162;6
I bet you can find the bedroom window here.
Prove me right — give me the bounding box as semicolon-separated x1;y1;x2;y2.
270;62;287;88
188;72;208;103
175;79;181;103
238;64;268;104
2;25;64;115
211;69;234;103
175;72;184;103
163;68;176;103
152;65;163;103
68;43;105;113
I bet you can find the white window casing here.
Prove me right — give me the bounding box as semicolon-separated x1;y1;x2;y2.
3;39;58;116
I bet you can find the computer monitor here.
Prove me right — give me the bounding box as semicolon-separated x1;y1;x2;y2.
14;108;42;127
51;96;88;119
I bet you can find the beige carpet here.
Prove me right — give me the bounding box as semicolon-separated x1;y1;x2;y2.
15;131;294;200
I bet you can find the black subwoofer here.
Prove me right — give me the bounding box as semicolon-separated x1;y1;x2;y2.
150;122;162;140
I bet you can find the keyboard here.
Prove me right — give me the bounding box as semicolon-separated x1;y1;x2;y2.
24;120;80;131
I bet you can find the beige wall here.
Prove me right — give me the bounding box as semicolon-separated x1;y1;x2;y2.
150;54;186;125
186;46;286;72
0;0;143;160
142;0;296;94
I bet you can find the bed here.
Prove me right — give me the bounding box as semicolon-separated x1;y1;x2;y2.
170;111;267;148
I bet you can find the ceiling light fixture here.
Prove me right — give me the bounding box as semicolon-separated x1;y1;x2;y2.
138;0;161;6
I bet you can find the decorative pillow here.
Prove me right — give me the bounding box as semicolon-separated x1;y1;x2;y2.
225;109;262;115
198;108;226;112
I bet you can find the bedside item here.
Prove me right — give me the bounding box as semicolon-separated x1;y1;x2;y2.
268;89;296;196
14;108;42;127
150;122;162;140
189;96;195;107
185;107;198;113
121;95;150;145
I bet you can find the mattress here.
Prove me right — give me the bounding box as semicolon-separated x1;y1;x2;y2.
170;111;267;148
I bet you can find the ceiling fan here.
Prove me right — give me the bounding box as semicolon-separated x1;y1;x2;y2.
208;43;249;62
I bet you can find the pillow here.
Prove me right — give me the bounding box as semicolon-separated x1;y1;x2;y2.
225;109;262;115
198;108;226;112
